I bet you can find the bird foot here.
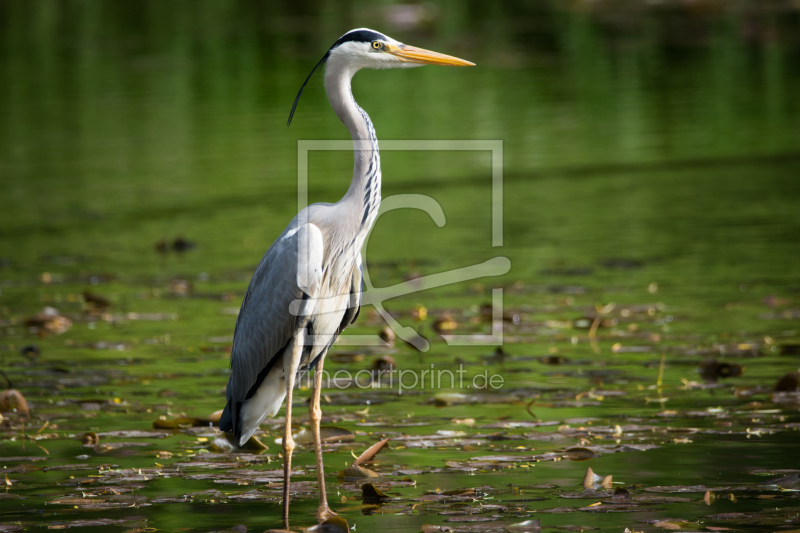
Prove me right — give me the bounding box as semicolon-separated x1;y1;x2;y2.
315;504;337;522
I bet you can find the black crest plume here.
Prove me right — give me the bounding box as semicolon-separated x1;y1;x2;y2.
287;29;387;126
287;51;329;127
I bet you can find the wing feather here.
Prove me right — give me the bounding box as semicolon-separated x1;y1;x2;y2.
220;223;323;438
338;255;363;333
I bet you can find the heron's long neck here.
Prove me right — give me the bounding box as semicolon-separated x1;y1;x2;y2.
325;63;381;237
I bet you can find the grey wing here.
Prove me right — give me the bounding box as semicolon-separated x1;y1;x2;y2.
220;223;323;438
338;254;363;333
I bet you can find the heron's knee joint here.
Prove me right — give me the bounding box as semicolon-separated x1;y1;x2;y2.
284;436;296;455
310;405;322;423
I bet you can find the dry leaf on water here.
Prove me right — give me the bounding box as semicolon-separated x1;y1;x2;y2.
80;432;99;446
582;467;612;489
433;312;457;334
361;482;389;503
82;290;110;311
371;355;397;371
774;369;799;391
338;465;380;481
505;519;542;531
564;447;599;461
286;426;354;446
0;389;29;417
353;438;390;466
377;327;395;345
611;487;633;502
698;359;743;383
652;520;698;530
24;307;72;335
153;417;212;429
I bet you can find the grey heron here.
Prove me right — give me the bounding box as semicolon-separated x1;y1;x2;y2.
219;28;473;526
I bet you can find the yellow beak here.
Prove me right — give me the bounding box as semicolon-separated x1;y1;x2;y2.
385;43;475;67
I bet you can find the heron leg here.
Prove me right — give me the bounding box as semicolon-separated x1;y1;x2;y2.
311;354;336;521
281;376;296;528
281;336;303;529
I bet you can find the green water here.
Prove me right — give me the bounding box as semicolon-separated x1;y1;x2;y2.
1;1;800;532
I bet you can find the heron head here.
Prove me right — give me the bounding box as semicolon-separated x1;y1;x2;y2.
288;28;473;125
326;28;475;70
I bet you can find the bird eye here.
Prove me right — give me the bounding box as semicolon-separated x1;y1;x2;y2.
372;41;382;50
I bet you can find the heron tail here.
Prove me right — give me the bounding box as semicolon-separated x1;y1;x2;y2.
219;402;234;434
237;367;286;446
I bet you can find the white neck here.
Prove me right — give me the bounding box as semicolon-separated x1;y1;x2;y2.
324;54;381;235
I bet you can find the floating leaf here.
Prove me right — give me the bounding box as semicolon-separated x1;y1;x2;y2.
377;328;395;345
372;355;397;371
0;389;29;416
652;520;698;530
763;473;800;488
24;306;72;335
779;344;800;355
470;455;536;463
80;432;99;446
445;516;497;522
698;359;743;383
611;488;632;503
432;392;472;406
290;425;354;445
565;447;598;461
82;290;111;310
153;417;210;429
338;465;380;481
44;518;126;528
645;485;721;494
582;467;612;489
774;369;799;392
353;438;390;466
505;519;543;531
421;526;453;533
432;312;457;333
97;430;170;438
362;482;389;503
